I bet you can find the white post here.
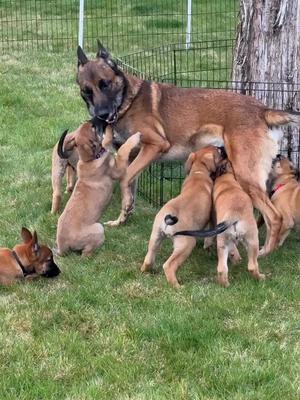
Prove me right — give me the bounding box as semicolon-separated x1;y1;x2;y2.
185;0;192;49
78;0;84;48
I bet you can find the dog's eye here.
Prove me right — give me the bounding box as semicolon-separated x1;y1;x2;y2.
98;79;111;91
82;86;93;97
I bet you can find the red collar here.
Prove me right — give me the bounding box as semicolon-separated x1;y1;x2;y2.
271;183;285;197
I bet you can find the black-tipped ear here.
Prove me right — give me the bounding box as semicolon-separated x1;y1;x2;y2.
32;231;40;254
96;40;110;59
77;46;88;66
21;227;32;243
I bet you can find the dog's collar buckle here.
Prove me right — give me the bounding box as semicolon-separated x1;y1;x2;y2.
95;148;107;159
271;183;285;197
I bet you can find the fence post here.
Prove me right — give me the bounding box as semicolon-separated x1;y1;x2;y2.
185;0;192;49
78;0;85;47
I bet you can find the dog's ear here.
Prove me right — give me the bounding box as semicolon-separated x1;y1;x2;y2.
32;231;40;255
21;227;32;243
77;46;89;67
185;153;196;174
96;40;110;59
96;40;121;73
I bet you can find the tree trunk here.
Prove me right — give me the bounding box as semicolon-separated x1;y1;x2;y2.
232;0;300;162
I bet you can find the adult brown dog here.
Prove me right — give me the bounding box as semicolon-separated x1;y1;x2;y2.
141;146;229;288
266;155;300;246
56;120;140;256
76;42;300;255
51;130;79;214
0;227;60;285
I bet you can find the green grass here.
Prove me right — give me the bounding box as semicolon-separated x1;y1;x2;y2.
0;51;300;399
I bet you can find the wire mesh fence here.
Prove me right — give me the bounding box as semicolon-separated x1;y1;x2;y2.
0;0;239;54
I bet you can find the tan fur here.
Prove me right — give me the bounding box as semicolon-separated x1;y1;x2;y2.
268;158;300;246
56;122;141;256
141;146;223;288
76;49;300;254
0;228;60;285
213;162;265;287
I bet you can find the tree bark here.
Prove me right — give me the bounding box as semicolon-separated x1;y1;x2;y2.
232;0;300;161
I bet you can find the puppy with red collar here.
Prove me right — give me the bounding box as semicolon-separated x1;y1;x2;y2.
0;227;60;285
267;155;300;246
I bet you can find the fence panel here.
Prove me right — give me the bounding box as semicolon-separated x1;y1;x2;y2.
0;0;239;54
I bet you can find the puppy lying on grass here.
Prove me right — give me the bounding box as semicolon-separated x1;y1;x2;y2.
56;120;140;257
0;227;60;285
141;146;228;288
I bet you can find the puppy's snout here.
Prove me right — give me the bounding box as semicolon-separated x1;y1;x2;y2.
44;261;60;278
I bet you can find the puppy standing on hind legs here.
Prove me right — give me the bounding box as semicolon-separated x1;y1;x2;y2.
141;146;229;288
56;120;141;257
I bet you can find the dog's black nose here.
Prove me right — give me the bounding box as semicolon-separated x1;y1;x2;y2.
44;262;61;278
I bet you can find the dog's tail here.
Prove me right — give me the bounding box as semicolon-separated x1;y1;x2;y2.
164;214;178;225
57;129;70;159
265;109;300;127
174;220;234;238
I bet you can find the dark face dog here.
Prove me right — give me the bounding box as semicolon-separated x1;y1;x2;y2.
13;228;60;278
77;41;127;123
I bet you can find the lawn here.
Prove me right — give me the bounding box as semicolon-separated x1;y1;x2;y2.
0;50;299;399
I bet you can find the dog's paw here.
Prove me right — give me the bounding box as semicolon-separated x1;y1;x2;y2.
104;219;122;227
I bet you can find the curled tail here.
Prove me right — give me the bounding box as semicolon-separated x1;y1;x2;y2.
164;214;178;225
174;221;234;238
57;129;70;159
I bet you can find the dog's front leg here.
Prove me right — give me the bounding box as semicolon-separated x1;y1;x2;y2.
105;143;164;226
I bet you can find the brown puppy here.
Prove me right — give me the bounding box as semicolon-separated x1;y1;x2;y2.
0;227;60;285
268;156;300;246
212;162;265;287
51;130;79;214
141;146;226;288
76;42;300;255
56;121;141;256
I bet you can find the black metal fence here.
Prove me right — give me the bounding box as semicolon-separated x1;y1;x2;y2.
0;0;238;54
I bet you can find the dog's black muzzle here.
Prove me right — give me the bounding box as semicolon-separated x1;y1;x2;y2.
43;260;61;278
94;105;117;124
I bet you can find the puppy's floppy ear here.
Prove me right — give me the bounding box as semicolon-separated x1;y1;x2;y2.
77;46;88;67
185;153;196;174
21;227;32;243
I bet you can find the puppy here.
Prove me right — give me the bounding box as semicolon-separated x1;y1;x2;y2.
267;156;300;246
51;130;79;214
0;227;60;285
141;146;227;288
56;121;141;256
212;161;265;287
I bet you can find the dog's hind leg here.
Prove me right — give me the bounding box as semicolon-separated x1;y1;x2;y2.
163;236;196;288
141;220;165;273
216;233;230;287
244;225;265;281
81;223;105;257
224;129;282;255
